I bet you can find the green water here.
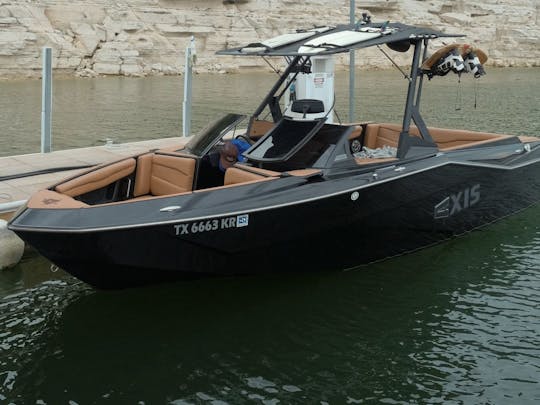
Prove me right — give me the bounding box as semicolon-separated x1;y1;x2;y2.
1;68;539;157
1;210;540;403
1;68;540;403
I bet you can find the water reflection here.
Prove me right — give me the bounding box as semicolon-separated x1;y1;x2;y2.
1;205;539;403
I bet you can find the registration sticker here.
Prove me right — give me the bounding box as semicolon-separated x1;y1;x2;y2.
174;214;250;235
236;214;249;227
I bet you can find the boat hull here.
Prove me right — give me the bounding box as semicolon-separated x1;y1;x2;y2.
11;157;540;289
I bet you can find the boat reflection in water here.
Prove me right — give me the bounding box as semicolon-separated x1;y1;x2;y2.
2;204;540;402
8;19;540;289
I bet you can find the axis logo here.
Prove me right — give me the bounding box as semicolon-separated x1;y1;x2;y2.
434;184;480;219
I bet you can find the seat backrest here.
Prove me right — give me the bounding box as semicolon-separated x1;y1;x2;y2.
420;127;510;150
365;123;509;151
363;124;380;149
363;124;403;149
133;153;196;197
151;154;195;196
133;153;153;197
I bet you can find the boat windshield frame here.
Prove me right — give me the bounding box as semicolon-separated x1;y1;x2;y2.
244;117;326;163
184;113;247;157
218;21;466;160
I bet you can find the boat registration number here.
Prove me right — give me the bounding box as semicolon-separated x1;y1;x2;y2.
174;214;249;235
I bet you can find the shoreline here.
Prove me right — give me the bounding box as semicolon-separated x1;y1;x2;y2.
0;65;539;82
1;0;537;84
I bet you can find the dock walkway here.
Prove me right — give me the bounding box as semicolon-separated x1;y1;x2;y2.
0;137;187;220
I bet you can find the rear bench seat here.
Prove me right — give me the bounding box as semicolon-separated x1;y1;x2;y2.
363;123;511;152
363;124;401;149
419;126;511;150
355;124;400;165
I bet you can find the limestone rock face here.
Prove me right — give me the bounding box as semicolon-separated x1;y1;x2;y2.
0;0;538;77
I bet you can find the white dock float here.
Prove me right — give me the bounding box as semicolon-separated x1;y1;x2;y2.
0;219;24;270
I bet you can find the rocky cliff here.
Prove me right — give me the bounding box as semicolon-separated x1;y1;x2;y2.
0;0;538;77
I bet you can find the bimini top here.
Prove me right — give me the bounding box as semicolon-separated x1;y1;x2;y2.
217;22;463;57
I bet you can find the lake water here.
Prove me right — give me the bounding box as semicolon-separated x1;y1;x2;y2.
1;68;540;403
1;68;539;156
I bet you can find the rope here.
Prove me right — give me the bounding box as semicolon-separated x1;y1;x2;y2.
455;76;462;111
376;45;410;81
262;56;281;75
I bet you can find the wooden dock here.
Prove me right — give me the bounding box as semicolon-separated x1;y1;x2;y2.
0;137;188;220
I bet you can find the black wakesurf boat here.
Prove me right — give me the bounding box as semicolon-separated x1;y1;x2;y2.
8;20;540;289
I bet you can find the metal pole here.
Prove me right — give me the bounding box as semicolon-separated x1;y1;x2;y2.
41;47;52;153
414;38;430;107
252;55;304;119
349;0;355;122
182;36;195;137
401;41;422;133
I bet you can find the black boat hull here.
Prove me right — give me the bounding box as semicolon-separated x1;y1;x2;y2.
12;158;540;289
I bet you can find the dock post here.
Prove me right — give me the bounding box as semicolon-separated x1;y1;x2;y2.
41;47;52;153
182;36;196;137
349;0;355;122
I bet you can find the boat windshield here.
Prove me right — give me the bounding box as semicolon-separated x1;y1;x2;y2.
244;118;325;162
185;113;247;156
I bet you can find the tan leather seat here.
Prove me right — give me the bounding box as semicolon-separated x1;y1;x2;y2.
133;153;196;197
363;124;404;149
55;158;136;197
363;123;511;152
